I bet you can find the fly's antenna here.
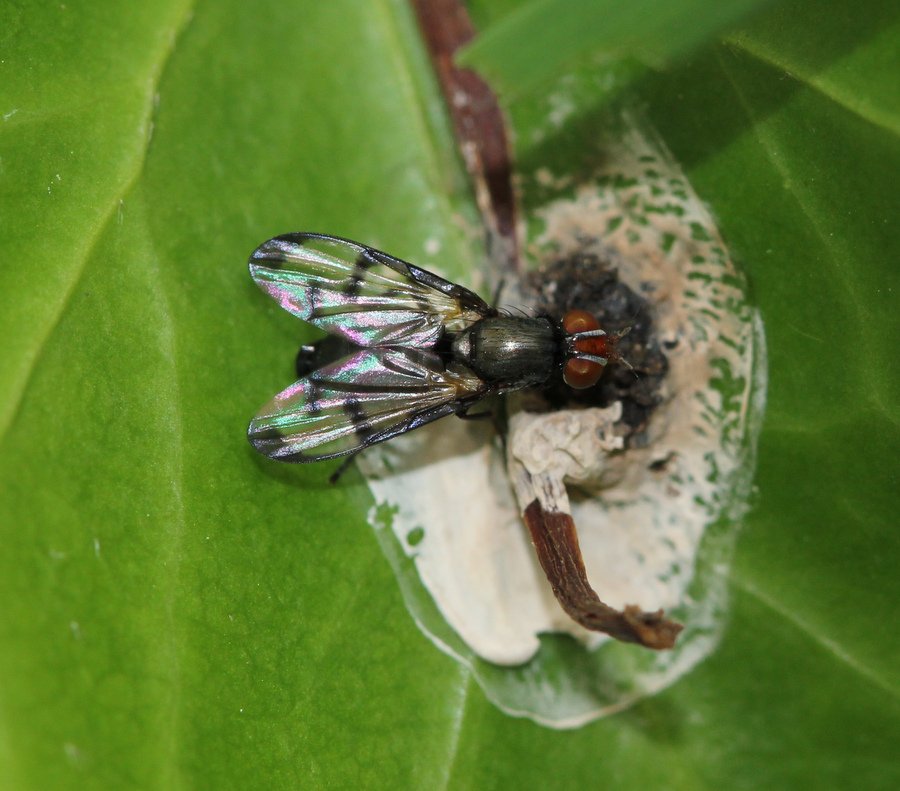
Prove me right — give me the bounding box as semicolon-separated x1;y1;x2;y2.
612;326;638;377
614;326;632;348
568;325;639;374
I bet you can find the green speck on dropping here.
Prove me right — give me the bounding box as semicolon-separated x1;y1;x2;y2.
690;222;713;241
407;526;425;547
373;502;400;531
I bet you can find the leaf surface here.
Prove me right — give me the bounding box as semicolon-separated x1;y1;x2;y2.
1;0;898;788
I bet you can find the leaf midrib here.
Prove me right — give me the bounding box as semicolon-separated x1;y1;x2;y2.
732;574;898;698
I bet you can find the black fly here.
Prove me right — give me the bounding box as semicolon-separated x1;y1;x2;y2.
247;233;623;476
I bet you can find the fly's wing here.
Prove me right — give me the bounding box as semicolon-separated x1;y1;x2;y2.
249;233;492;347
248;347;486;462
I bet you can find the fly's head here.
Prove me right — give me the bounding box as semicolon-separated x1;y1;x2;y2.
560;308;631;390
520;250;667;442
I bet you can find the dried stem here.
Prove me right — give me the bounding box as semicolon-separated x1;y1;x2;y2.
410;0;519;273
524;500;683;649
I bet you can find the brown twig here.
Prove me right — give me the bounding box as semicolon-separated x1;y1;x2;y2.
523;500;683;649
411;0;519;273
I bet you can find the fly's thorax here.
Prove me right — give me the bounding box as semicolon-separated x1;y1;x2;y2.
451;316;559;387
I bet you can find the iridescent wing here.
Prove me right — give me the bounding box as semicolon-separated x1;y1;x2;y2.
248;347;487;462
249;233;493;347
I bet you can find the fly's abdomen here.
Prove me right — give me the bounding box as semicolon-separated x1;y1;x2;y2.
453;317;558;387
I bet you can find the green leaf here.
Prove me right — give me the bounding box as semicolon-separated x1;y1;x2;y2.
460;0;775;98
1;0;899;790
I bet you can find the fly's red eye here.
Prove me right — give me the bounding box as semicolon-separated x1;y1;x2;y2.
562;309;600;334
562;309;610;388
564;358;604;389
564;309;611;360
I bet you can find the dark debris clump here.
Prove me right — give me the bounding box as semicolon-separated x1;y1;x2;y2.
521;249;668;444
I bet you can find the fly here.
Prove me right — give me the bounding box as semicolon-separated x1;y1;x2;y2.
247;233;625;478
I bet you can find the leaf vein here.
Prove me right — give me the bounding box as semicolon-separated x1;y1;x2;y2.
725;36;900;137
732;575;898;698
437;666;471;791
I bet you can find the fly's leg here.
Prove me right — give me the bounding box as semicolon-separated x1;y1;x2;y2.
296;336;357;378
456;406;493;421
328;453;359;485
